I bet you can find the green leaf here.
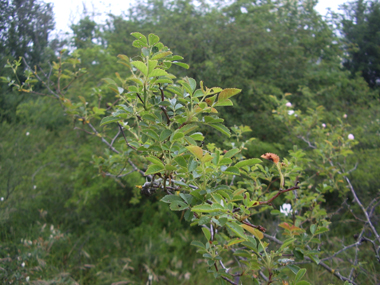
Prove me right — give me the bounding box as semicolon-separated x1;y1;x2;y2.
191;204;223;213
314;227;329;235
280;238;296;251
306;253;320;264
102;78;117;85
218;88;241;101
226;221;247;240
174;156;187;168
310;224;316;235
193;89;204;98
146;156;164;167
208;123;231;137
295;268;306;282
295;281;311;285
235;158;262;168
286;264;301;275
224;166;239;175
215;99;233;106
181;124;198;135
159;129;172;141
310;238;321;244
145;164;165;175
132;39;147;48
131;32;147;44
188;78;196;92
179;193;193;205
148;68;168;77
170;201;189;211
219;157;232;165
191;241;205;249
224;149;240;158
190;132;204;141
145;129;159;141
186;145;203;160
131;61;148;76
155;78;173;84
93;107;106;115
185;136;197;145
202;227;211;241
165;165;177;171
173;62;189;69
148;33;159;45
100;116;120;126
148;60;158;73
170;131;184;142
151;51;173;60
161;195;182;204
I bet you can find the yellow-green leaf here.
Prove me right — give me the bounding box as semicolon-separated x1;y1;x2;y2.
186;145;203;160
241;224;264;240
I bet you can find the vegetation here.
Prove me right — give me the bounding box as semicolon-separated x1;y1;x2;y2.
1;0;380;284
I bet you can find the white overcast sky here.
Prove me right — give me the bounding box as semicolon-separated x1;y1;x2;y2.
48;0;348;34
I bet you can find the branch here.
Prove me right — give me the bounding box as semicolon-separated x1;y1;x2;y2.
23;58;59;99
117;123;138;151
259;186;300;205
263;233;358;284
343;173;380;243
160;106;171;126
110;128;121;146
299;136;317;149
136;92;144;105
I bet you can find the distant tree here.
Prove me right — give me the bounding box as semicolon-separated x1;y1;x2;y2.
341;0;380;88
0;0;55;65
0;0;55;123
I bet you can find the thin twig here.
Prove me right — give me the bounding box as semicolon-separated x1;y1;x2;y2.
160;106;171;125
259;186;300;205
117;123;138;151
136;93;144;105
23;58;59;99
111;128;121;146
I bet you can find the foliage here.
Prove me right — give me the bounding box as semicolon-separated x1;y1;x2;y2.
1;0;380;284
340;0;380;89
6;30;378;284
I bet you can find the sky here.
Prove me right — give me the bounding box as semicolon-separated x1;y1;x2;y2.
48;0;348;34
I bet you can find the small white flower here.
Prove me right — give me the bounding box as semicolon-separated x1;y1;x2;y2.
26;276;30;282
280;203;292;216
322;123;326;128
348;134;355;140
0;197;3;201
26;132;30;136
21;262;25;267
33;185;37;189
343;114;347;119
285;102;292;107
288;110;295;116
